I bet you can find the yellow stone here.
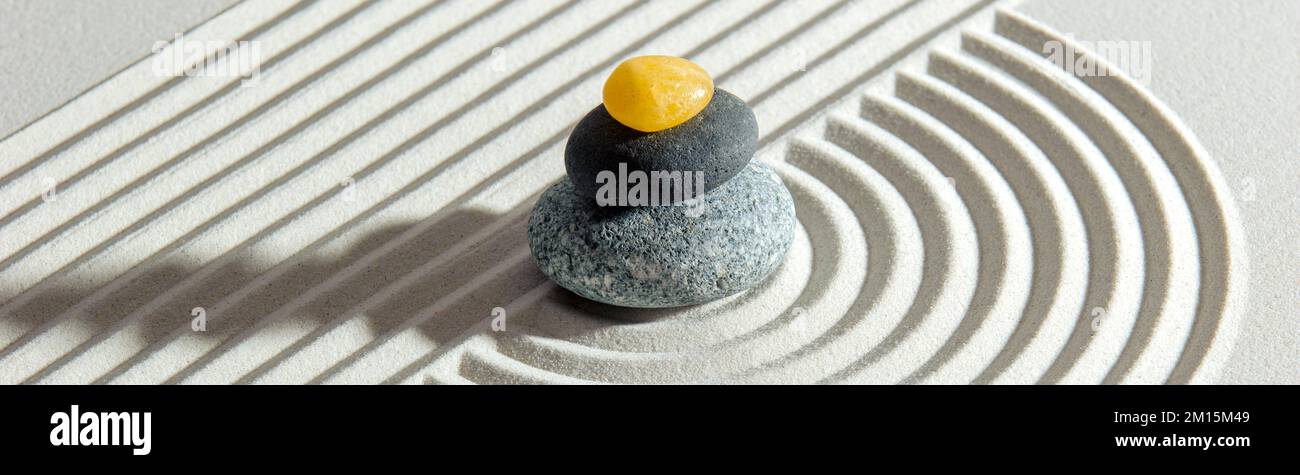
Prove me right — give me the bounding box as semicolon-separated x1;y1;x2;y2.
602;55;714;132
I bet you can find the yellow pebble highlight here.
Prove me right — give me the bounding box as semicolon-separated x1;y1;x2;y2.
602;55;714;132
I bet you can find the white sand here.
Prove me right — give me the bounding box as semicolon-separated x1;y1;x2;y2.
0;0;239;139
0;0;1289;384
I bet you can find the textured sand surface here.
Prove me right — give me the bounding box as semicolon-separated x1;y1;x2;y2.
0;0;1288;384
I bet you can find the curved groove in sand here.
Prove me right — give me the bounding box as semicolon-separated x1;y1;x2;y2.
959;30;1198;384
854;92;1032;384
820;114;978;383
459;337;600;385
738;139;923;384
893;70;1087;383
926;48;1146;383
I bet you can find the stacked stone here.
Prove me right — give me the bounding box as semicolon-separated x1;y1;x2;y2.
528;56;796;308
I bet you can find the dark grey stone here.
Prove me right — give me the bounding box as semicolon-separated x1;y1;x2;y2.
528;162;795;308
564;88;758;204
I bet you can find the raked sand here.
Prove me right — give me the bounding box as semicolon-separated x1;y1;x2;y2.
0;0;1287;384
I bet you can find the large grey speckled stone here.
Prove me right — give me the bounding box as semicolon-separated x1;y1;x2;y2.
564;88;758;204
529;162;795;308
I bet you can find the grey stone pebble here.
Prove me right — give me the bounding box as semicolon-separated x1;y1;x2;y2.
528;162;795;308
564;88;758;204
